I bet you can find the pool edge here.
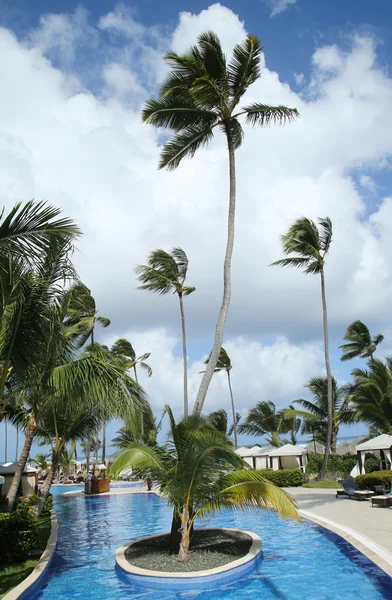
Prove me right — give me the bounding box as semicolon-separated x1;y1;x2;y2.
3;509;58;600
300;509;392;578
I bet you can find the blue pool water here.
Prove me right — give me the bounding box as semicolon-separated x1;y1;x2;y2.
28;487;392;600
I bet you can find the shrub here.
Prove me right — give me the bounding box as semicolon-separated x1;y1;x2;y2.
355;470;392;491
44;493;53;512
16;492;53;515
306;453;379;477
256;468;306;487
0;512;38;563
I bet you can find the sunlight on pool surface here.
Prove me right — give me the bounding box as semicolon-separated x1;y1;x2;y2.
28;488;392;600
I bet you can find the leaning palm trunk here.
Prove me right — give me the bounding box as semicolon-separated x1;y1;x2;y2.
331;424;338;454
178;508;191;563
317;268;333;480
29;451;57;518
194;129;236;414
6;417;36;512
178;293;189;417
227;371;237;448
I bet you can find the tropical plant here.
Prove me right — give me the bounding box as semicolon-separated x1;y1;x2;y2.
5;284;147;512
281;404;301;446
136;248;194;416
142;31;298;415
237;400;286;441
33;453;50;472
207;408;241;438
203;348;239;446
271;217;333;480
110;338;152;383
340;320;384;362
291;377;353;453
110;405;299;562
346;358;392;435
112;405;157;449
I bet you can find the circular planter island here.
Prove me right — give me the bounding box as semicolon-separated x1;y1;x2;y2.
115;528;262;590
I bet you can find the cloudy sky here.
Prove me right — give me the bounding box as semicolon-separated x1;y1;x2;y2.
1;0;392;459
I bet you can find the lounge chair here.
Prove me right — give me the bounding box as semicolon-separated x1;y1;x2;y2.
337;477;374;501
371;492;392;508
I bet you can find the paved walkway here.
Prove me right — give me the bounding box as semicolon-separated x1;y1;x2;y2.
287;487;392;575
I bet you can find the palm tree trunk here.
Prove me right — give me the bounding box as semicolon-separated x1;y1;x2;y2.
86;440;90;473
178;509;190;563
102;424;106;464
133;365;144;438
29;450;57;518
6;416;36;512
4;418;7;463
15;426;19;462
317;267;333;480
194;127;236;415
331;424;338;454
178;293;189;417
133;365;138;384
227;371;237;448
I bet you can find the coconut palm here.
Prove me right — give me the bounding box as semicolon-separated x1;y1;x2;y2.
291;377;353;453
142;31;298;415
66;283;111;349
112;405;157;449
340;320;384;362
271;217;333;479
136;248;194;416
347;358;392;434
207;408;241;438
33;453;50;472
110;338;152;384
237;400;286;440
281;404;301;446
110;405;299;563
5;289;147;512
31;404;109;517
0;200;81;264
203;348;238;446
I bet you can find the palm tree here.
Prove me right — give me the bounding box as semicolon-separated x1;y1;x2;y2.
292;377;353;453
281;404;301;446
237;400;286;441
203;348;238;447
110;338;152;384
142;31;298;415
110;405;299;563
347;358;392;434
33;453;49;472
5;289;147;512
136;248;194;416
0;200;81;264
207;408;241;438
340;320;384;362
112;405;157;449
271;217;333;479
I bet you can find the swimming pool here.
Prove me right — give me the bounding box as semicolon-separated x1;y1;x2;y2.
27;488;392;599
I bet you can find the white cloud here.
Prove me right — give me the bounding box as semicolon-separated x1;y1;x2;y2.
294;72;305;85
263;0;298;18
1;4;392;420
359;174;377;193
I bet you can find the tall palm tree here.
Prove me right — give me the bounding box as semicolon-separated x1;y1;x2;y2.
291;377;353;453
203;348;238;447
110;338;152;384
281;404;301;446
142;31;298;415
271;217;333;479
33;453;50;472
237;400;286;440
110;405;299;563
340;320;384;362
347;358;392;434
207;408;241;438
136;248;194;416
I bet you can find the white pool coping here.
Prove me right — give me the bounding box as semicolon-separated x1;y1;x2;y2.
3;509;58;600
115;528;262;579
300;509;392;577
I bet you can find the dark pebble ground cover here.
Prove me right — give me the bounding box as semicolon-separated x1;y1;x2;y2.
125;528;252;573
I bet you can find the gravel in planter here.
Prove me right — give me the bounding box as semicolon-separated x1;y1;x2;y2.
125;528;252;573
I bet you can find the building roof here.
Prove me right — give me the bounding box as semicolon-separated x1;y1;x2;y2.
0;462;38;474
235;445;272;457
268;443;308;457
356;434;392;452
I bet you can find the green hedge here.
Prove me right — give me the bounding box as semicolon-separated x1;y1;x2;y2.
306;453;380;477
16;493;53;515
0;512;38;563
256;468;306;487
355;470;392;491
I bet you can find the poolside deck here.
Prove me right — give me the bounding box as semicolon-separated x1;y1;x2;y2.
287;487;392;576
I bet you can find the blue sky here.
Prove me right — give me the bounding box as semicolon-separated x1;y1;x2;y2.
1;0;392;461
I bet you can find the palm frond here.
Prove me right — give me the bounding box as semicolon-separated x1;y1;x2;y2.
159;123;217;170
142;98;216;131
228;35;262;106
244;103;299;127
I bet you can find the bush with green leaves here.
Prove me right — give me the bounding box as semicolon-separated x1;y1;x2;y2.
306;453;379;477
256;469;306;487
0;512;38;563
355;470;392;491
16;492;53;515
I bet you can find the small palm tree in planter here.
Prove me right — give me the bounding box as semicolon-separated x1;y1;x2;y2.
110;406;299;563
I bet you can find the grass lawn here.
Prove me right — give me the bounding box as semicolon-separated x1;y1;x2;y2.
302;480;342;489
0;512;51;600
